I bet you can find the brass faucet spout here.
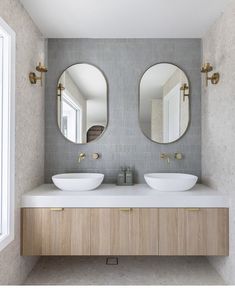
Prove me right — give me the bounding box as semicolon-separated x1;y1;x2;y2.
78;153;86;163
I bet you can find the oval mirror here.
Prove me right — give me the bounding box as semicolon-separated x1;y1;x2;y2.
139;63;190;144
57;63;108;144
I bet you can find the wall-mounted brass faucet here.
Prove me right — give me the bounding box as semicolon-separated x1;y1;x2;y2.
160;153;171;164
78;152;86;163
78;152;100;163
160;153;183;164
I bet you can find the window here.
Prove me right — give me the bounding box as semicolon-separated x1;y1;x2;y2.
61;92;82;143
0;17;15;251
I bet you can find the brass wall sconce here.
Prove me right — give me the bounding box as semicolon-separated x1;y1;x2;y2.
201;63;220;86
29;62;48;86
180;83;190;101
57;83;65;97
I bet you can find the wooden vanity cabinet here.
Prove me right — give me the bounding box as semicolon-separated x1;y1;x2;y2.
159;208;229;256
90;208;159;255
21;208;90;256
22;208;159;256
21;208;228;256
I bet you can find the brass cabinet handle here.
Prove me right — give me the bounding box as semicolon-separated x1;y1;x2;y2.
50;208;64;211
186;208;201;211
119;208;132;212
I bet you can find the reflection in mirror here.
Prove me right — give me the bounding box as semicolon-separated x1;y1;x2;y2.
139;63;190;144
57;64;108;144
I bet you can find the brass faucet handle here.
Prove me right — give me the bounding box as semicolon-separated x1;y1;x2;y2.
92;153;100;160
174;153;183;160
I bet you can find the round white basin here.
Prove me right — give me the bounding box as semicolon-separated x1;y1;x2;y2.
52;173;104;191
144;173;198;192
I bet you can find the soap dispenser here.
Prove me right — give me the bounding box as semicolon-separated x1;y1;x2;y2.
126;167;134;185
117;167;126;186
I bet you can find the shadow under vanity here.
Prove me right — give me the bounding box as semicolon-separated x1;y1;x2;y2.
21;44;229;257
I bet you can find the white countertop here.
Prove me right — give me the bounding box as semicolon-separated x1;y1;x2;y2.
21;184;229;208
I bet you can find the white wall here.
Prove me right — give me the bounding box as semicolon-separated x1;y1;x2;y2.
0;0;46;284
151;99;163;142
86;99;107;130
202;1;235;284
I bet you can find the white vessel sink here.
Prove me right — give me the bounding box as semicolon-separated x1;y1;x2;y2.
144;173;198;192
52;173;104;191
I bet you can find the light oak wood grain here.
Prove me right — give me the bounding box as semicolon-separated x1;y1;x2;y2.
22;208;90;256
70;209;90;255
90;208;159;255
90;208;112;255
110;209;131;255
22;208;228;256
159;208;229;256
130;209;158;255
21;208;43;255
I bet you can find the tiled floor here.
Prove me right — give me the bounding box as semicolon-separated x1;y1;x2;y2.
24;256;225;285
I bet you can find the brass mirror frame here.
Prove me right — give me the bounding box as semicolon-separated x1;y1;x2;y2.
138;62;191;145
56;62;109;145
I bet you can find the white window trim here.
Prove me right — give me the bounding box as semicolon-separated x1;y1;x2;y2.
62;90;82;143
0;17;15;252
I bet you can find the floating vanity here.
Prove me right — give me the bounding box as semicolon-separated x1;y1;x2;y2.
18;58;221;258
21;184;229;257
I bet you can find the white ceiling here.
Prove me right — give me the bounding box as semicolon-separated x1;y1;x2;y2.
67;64;107;101
20;0;230;38
140;64;178;100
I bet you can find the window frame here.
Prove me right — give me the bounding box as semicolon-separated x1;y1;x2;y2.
61;91;82;143
0;17;15;252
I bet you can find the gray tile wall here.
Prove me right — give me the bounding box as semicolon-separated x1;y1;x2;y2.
45;39;201;183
